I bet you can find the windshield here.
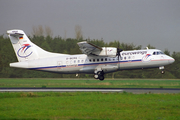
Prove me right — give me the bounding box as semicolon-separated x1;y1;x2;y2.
153;51;164;55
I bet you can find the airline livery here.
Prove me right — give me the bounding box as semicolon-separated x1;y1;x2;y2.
7;29;175;80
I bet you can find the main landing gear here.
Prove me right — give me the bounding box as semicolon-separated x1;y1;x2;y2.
94;71;104;81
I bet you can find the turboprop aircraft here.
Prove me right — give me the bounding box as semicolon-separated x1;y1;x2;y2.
7;29;175;80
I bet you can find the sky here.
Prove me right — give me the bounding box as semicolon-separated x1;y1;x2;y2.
1;0;180;53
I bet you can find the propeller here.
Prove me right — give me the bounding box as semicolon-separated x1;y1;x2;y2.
116;42;123;69
116;42;123;61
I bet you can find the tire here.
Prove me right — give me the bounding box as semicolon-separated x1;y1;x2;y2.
99;75;104;81
94;74;98;79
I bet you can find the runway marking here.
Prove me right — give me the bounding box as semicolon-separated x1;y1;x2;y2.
0;89;123;92
1;88;180;93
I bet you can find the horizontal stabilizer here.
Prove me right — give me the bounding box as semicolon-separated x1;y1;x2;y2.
10;33;24;37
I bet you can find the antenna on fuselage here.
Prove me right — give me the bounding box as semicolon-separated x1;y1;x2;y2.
146;47;149;50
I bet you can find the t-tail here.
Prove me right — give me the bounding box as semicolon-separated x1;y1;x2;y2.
7;29;63;62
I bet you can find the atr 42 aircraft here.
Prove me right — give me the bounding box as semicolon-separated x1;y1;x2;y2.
7;29;175;80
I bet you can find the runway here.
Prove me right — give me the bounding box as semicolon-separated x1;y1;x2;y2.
0;88;180;94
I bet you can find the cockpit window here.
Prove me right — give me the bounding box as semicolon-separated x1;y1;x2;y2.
160;52;164;54
153;51;164;55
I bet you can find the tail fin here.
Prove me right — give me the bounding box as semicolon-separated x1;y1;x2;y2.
7;29;60;62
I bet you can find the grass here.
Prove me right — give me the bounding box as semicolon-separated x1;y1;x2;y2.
0;92;180;120
0;78;180;88
1;78;180;119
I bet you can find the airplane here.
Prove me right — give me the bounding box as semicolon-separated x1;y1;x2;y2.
7;29;175;80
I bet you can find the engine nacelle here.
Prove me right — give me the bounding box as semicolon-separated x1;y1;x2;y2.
98;47;117;57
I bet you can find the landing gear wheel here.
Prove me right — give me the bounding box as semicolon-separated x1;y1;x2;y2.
96;71;104;81
94;74;98;79
99;75;104;81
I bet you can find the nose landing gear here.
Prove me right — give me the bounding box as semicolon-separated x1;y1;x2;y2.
161;70;165;74
159;66;165;74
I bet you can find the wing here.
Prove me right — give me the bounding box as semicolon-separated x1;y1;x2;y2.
77;41;102;55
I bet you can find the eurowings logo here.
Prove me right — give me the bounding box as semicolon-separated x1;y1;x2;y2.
142;54;152;62
17;44;33;58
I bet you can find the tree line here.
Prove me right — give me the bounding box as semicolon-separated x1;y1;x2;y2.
0;33;180;79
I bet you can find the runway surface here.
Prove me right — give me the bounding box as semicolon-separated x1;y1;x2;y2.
1;88;180;94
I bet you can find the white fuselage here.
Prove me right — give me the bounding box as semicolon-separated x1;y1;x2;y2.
7;29;175;80
10;49;175;74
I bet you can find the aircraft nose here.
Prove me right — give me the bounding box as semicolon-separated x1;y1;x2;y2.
168;57;175;64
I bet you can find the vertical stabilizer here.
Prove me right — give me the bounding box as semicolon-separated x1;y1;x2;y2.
7;29;60;62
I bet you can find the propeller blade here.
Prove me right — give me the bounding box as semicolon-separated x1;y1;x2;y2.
116;42;123;70
116;43;123;62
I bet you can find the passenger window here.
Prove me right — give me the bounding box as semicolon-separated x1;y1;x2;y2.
101;58;103;61
78;60;80;63
105;58;107;61
93;59;95;62
89;59;91;62
74;60;76;63
97;59;99;62
81;60;83;63
124;57;126;60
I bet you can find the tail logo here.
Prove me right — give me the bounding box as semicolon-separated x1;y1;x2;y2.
17;44;33;58
142;54;151;62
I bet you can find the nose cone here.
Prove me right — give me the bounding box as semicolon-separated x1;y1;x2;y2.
168;57;175;64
